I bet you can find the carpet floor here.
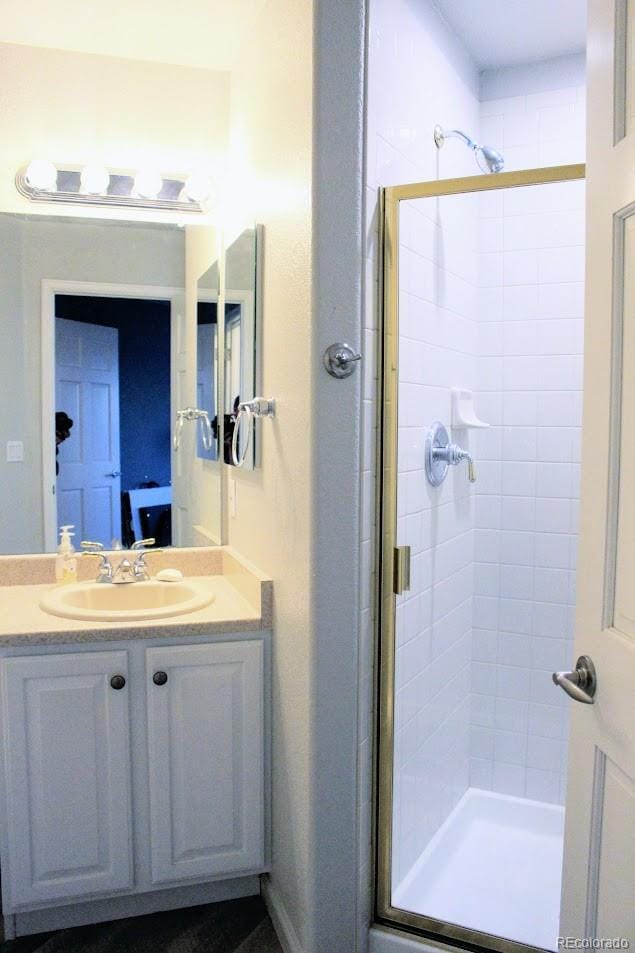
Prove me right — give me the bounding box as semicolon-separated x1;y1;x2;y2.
0;897;282;953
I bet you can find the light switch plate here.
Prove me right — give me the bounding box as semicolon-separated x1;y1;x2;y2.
6;441;24;462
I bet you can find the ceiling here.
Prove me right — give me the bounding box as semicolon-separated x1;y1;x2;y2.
0;0;268;71
433;0;587;70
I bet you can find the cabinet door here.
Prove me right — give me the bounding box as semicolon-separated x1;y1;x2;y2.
1;651;132;907
146;641;264;884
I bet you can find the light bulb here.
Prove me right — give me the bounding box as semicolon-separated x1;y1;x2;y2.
80;164;110;195
134;168;163;199
183;172;213;204
25;159;57;191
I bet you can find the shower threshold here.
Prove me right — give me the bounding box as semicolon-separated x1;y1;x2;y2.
392;788;565;951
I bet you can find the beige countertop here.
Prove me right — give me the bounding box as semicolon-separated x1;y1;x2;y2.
0;547;272;647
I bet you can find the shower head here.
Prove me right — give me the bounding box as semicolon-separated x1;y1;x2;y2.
476;143;505;174
434;125;504;174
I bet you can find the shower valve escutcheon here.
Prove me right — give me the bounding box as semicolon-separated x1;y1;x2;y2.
425;422;476;486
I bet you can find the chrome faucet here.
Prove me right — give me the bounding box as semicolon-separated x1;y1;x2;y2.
81;538;162;584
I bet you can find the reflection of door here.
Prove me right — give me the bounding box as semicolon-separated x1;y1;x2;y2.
171;291;191;546
55;318;121;544
196;322;216;459
559;1;635;940
225;311;242;408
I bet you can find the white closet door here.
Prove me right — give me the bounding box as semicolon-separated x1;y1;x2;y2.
2;652;132;907
146;641;264;884
56;318;121;546
560;0;635;939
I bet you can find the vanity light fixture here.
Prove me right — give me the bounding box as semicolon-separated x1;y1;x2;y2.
80;164;110;195
134;167;163;200
16;160;212;213
24;159;58;191
182;172;214;204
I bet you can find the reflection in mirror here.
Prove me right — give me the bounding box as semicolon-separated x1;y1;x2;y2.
196;264;219;462
0;213;220;555
225;225;260;468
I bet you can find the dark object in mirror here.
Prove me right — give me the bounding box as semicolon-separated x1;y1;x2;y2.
140;504;172;547
55;411;74;475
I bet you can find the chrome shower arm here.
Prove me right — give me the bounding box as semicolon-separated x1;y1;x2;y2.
442;129;477;150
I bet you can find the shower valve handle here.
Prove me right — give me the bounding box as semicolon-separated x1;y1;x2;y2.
425;423;476;486
433;443;476;483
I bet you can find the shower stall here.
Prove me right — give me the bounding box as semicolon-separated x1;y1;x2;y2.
375;162;585;952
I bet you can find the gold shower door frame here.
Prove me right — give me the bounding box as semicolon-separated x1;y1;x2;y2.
375;164;586;952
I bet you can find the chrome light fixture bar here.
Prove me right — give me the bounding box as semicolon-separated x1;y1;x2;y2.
16;162;212;213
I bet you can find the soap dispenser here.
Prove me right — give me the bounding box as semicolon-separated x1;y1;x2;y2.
55;525;78;584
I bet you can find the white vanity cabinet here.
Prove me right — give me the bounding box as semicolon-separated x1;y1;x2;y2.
146;642;264;883
0;633;268;934
1;651;133;906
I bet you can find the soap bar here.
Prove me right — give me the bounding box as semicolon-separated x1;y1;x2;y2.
156;568;184;583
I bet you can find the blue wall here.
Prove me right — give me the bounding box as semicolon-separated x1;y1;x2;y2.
55;296;171;491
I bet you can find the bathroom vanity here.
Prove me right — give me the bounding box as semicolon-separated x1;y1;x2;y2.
0;548;272;939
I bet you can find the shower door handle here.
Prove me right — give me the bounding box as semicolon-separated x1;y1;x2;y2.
552;655;597;705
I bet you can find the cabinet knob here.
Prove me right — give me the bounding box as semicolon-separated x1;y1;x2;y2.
110;674;126;690
153;671;168;686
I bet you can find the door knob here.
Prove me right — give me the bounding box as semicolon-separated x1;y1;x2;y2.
323;343;362;379
552;655;597;705
153;671;168;686
106;471;121;478
110;675;126;690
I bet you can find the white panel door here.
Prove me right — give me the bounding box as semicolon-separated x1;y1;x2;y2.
560;1;635;941
146;641;264;884
1;652;132;907
56;317;121;546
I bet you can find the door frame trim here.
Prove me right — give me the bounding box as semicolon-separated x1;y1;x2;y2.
374;163;586;952
42;279;184;551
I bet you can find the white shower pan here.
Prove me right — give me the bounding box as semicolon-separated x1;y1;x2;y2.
392;788;565;951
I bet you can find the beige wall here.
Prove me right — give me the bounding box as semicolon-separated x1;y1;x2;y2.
225;0;315;947
0;42;229;222
0;0;268;71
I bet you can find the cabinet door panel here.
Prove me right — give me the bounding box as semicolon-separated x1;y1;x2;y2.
146;641;264;883
2;652;132;907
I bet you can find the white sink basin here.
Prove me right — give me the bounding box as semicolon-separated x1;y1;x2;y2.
39;579;215;622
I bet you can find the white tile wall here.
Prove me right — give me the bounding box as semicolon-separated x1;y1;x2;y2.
471;86;585;805
360;0;481;933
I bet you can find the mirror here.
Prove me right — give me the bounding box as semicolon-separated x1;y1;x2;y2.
224;225;260;468
0;212;221;555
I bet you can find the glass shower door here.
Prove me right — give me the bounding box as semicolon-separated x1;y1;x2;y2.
376;166;585;953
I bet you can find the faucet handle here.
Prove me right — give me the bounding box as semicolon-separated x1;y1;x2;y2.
82;551;109;563
82;551;113;582
456;448;477;483
132;547;164;581
131;538;156;551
